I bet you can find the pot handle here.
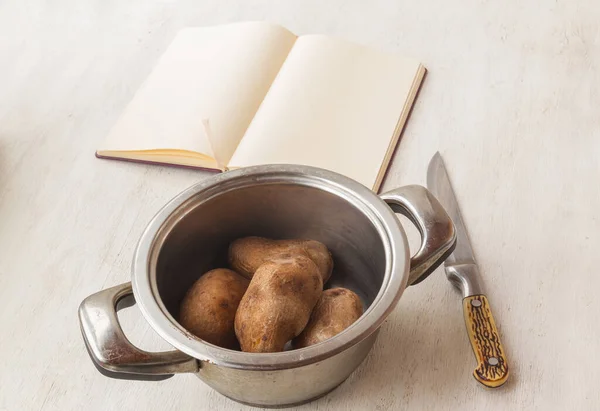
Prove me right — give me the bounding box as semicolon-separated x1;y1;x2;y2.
78;282;198;380
380;185;456;286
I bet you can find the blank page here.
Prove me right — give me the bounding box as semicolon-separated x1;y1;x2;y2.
228;34;423;190
98;22;297;165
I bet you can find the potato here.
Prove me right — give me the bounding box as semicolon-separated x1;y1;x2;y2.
179;268;249;349
294;288;363;348
229;236;333;283
234;255;323;353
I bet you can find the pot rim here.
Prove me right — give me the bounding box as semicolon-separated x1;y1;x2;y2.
131;164;410;371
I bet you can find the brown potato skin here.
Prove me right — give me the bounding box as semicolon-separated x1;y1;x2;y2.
234;255;323;353
294;287;363;348
179;268;249;349
229;236;333;283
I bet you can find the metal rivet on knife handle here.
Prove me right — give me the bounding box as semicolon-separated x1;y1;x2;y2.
471;299;482;307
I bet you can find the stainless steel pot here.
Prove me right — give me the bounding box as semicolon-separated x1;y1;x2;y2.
79;164;456;408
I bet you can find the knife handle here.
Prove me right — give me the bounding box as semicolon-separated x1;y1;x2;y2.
462;295;509;388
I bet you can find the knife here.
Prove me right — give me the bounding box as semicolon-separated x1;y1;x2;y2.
427;152;509;388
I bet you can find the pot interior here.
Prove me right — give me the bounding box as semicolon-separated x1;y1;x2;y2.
154;182;388;334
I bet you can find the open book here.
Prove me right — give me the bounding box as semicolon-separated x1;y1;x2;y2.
97;21;425;191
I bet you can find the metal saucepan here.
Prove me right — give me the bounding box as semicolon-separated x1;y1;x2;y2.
79;164;456;407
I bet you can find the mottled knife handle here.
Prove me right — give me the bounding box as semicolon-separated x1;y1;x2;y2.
463;295;509;388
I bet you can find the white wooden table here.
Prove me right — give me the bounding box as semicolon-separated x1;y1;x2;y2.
1;1;599;410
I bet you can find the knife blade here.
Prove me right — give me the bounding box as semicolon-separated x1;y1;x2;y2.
427;152;509;388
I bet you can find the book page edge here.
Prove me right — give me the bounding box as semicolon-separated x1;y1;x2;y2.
372;63;427;193
95;150;224;172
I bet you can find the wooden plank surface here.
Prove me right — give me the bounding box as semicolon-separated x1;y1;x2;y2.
0;1;598;410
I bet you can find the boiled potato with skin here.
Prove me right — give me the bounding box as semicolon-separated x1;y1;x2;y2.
179;268;249;349
294;287;363;348
234;255;323;353
229;236;333;283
